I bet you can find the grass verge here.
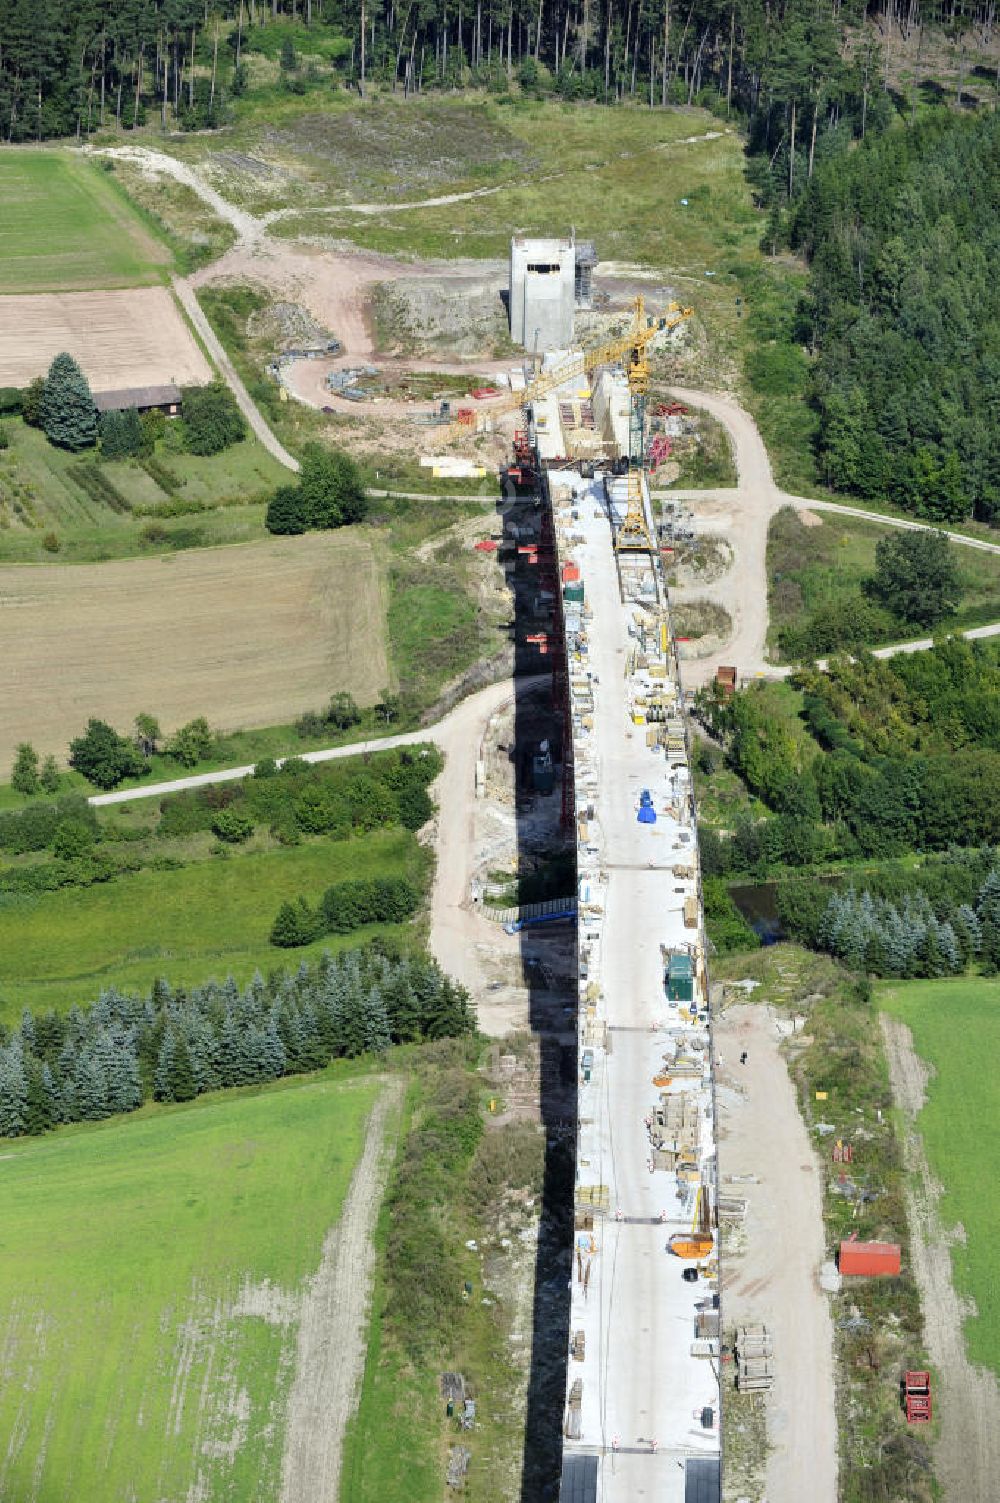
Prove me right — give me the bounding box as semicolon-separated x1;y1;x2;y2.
715;945;935;1502
0;1070;379;1500
0;827;427;1019
342;1038;548;1503
879;974;1000;1377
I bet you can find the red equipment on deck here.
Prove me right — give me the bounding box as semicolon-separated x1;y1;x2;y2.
904;1371;932;1423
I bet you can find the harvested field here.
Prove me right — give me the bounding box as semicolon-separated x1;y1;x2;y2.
0;533;389;767
0;286;211;391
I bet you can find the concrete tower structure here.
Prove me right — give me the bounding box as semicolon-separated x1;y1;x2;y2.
509;234;576;352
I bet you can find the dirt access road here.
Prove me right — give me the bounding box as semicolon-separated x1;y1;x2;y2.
90;675;536;1034
716;1004;838;1503
881;1017;1000;1503
279;1080;402;1503
663;387;1000;685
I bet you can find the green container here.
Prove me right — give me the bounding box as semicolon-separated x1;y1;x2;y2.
564;582;585;603
666;953;695;1003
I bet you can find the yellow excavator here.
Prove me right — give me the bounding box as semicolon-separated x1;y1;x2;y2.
437;296;693;553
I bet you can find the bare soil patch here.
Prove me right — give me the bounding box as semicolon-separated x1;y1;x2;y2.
881;1016;1000;1503
716;1003;838;1503
263;101;535;201
0;286;210;392
0;533;387;766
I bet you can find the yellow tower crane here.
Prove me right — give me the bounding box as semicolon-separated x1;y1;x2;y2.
438;296;693;552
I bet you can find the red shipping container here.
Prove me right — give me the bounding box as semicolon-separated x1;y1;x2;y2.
561;562;581;584
839;1239;901;1277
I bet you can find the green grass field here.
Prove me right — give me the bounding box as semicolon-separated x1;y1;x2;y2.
0;1072;381;1500
767;505;1000;656
0;417;286;563
0;829;426;1020
879;976;1000;1376
0;152;170;292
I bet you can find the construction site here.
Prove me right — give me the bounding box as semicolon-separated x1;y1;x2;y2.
446;252;723;1503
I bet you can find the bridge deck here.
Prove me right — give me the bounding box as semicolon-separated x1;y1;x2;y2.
551;474;721;1501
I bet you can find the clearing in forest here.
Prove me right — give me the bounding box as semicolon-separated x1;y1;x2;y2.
0;1074;382;1502
0;151;170;293
0;532;389;772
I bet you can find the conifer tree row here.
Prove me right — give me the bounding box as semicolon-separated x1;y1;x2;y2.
0;945;475;1138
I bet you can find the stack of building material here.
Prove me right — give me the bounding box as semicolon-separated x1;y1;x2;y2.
735;1325;774;1391
648;1090;701;1169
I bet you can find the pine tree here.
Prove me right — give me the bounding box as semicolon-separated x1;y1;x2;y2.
155;1029;176;1101
977;870;1000;971
219;1012;243;1088
171;1034;197;1102
75;1053;110;1121
262;1013;287;1079
11;742;40;795
363;986;392;1055
953;903;981;959
0;1042;28;1137
40;352;97;451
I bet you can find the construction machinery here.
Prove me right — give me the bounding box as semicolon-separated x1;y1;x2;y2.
439;297;693;554
667;1183;715;1260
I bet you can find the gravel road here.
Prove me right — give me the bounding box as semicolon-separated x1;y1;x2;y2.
881;1016;1000;1503
663;389;1000;685
279;1081;402;1503
716;1004;838;1503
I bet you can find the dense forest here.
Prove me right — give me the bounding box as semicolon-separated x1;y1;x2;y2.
697;636;1000;874
788;110;1000;523
0;0;994;142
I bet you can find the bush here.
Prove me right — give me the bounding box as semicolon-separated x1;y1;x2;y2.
180;381;246;455
326;691;361;730
0;387;22;416
11;742;40;796
21;377;44;427
319;875;420;933
52;818;96;859
265;484;309;534
0;424;8;450
99;408;143;459
211;808;255;843
69;719;146;789
294;783;350;835
42;531;60;552
166;717;213;768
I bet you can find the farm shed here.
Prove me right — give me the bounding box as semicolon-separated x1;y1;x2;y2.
93;383;183;416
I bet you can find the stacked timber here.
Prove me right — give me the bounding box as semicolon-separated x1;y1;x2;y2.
735;1324;774;1392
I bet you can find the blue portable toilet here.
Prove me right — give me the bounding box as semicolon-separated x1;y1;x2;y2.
637;803;657;824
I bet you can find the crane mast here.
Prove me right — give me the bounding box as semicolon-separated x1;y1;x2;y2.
438;295;693;555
